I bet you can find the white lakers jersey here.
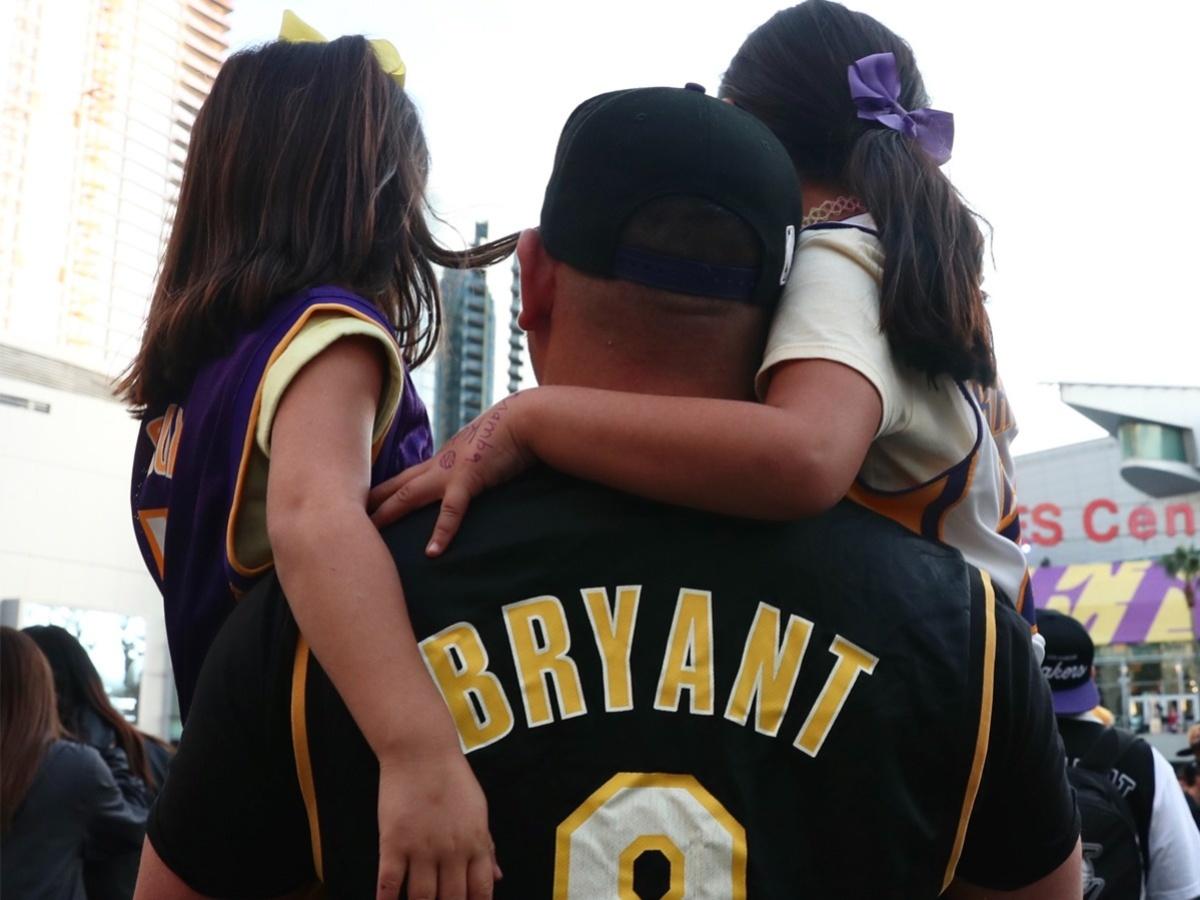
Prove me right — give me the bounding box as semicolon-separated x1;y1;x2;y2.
756;214;1035;628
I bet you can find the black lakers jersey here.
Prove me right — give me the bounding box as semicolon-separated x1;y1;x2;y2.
151;469;1078;899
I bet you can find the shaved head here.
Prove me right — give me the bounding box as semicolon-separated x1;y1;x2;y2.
522;194;773;400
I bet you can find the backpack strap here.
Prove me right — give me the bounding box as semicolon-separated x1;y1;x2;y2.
1078;726;1126;774
1078;727;1146;870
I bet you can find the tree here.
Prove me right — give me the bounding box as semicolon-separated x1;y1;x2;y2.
1161;544;1200;639
1162;545;1200;607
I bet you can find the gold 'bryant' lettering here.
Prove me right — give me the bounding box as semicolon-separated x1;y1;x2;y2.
581;586;640;712
654;589;715;716
724;603;813;737
419;623;514;752
503;596;588;727
420;587;878;757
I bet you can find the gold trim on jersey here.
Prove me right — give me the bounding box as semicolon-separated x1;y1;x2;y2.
136;508;168;580
225;303;395;581
846;478;945;536
941;570;997;892
291;637;324;882
971;381;1015;436
849;381;984;545
618;835;684;899
1016;568;1032;618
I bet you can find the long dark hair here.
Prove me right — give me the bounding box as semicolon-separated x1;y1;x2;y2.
119;35;516;410
1;628;62;833
23;625;165;789
721;0;995;386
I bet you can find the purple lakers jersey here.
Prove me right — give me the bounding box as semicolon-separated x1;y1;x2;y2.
130;286;433;719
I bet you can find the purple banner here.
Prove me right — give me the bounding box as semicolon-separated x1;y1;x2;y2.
1031;560;1198;645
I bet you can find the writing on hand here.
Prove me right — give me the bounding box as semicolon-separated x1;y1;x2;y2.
467;399;509;464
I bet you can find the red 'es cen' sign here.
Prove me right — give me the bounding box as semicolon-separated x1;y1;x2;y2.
1017;499;1198;547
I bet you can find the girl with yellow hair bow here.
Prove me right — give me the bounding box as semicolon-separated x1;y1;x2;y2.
124;12;514;900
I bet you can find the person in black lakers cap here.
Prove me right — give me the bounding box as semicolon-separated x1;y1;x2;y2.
137;87;1080;899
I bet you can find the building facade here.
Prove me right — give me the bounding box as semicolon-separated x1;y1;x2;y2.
2;0;232;376
433;222;495;447
409;357;438;435
1;0;233;739
1;345;174;735
1016;384;1199;740
507;254;523;396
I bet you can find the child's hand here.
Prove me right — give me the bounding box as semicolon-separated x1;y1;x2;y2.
375;749;500;900
369;394;535;555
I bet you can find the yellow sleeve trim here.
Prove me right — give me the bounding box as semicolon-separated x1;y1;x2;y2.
230;313;405;574
941;569;997;893
255;313;405;458
226;303;397;581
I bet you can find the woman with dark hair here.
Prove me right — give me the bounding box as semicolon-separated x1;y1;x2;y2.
1;628;147;899
376;0;1037;652
24;626;169;790
24;625;170;900
121;11;511;899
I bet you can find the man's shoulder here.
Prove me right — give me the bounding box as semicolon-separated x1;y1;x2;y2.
381;469;978;636
382;468;964;570
45;738;104;769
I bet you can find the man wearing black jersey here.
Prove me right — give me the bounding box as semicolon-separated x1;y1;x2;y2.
138;87;1080;899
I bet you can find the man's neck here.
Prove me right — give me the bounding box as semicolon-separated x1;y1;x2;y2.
800;180;858;220
539;369;752;402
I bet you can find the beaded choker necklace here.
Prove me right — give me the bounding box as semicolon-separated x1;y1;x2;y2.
800;196;867;229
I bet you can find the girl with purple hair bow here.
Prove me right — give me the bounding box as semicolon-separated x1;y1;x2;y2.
373;0;1064;878
376;0;1034;665
376;1;1034;628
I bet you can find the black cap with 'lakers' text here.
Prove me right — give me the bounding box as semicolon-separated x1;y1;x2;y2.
1035;609;1100;716
540;85;800;308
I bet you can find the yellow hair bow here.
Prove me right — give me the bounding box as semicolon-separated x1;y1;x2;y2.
279;10;406;88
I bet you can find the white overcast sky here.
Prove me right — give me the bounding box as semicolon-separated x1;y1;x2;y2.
229;0;1200;454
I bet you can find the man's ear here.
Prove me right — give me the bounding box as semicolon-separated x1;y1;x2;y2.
517;228;555;331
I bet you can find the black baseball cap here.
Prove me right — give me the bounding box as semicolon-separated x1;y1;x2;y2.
540;85;800;308
1035;609;1099;716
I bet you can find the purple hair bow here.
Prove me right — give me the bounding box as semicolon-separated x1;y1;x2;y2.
848;52;954;165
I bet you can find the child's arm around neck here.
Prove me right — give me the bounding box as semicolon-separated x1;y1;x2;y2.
370;357;881;554
523;358;881;517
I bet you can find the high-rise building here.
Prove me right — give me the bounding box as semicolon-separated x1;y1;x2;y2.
507;254;523;395
409;357;438;436
433;221;495;447
1;0;233;376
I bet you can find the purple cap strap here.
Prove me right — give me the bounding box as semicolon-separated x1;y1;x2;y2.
612;246;760;304
848;52;954;166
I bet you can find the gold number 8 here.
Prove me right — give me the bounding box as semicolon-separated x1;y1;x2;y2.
553;773;747;899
